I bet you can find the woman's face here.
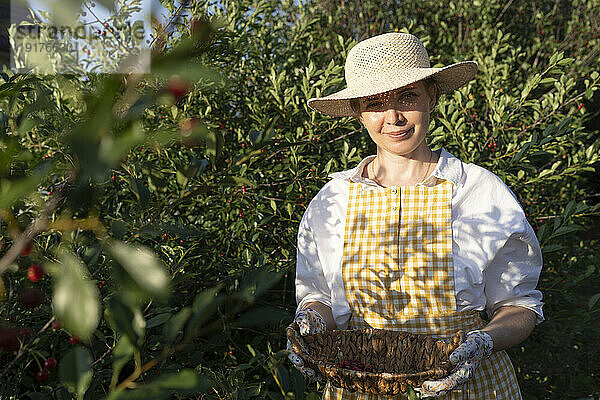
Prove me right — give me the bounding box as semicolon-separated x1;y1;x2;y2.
358;80;436;158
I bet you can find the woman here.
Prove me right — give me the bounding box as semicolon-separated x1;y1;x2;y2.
287;33;544;399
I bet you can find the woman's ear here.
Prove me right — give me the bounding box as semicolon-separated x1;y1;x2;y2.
427;83;437;111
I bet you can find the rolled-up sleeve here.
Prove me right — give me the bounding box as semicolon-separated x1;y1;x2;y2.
484;218;545;324
295;211;332;313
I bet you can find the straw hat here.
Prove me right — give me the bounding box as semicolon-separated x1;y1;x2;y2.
307;33;477;117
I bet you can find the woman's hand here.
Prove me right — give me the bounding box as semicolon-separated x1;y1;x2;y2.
287;307;327;380
417;331;494;398
417;306;536;397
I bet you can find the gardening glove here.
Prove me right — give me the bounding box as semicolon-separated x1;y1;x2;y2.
416;331;494;398
286;307;327;380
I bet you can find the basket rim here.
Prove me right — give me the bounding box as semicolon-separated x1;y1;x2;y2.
286;322;465;381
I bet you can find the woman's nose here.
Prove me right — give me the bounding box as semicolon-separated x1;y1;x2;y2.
385;107;406;125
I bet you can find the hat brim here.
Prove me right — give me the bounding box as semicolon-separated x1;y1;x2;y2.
307;61;477;117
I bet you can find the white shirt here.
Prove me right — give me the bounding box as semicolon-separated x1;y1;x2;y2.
295;148;544;329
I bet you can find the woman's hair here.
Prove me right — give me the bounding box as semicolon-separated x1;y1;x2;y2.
349;78;440;117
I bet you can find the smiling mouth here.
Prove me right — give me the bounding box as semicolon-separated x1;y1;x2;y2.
385;127;413;137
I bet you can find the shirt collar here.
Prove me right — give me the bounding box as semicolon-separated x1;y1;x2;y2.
327;148;463;187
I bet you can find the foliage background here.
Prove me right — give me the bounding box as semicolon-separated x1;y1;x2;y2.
0;0;599;399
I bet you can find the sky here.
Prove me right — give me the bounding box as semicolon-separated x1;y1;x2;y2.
10;0;179;72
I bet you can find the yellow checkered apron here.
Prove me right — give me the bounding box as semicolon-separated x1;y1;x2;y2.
323;179;521;399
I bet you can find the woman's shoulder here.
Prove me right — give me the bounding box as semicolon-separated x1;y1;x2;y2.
307;156;375;209
460;161;518;203
300;177;350;232
451;157;527;231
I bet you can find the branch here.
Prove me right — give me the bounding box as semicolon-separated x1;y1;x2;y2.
0;316;55;380
0;191;64;276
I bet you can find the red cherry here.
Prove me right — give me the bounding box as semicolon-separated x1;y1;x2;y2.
19;288;44;308
27;264;44;282
36;369;50;382
104;22;108;27
86;49;90;55
21;242;33;256
0;326;19;351
578;103;584;110
69;335;80;345
166;76;189;99
44;357;57;370
102;31;106;36
97;30;101;34
90;2;95;6
81;11;86;16
51;321;63;331
179;118;200;135
18;327;32;338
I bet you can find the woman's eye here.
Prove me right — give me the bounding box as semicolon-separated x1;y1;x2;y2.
400;92;416;100
366;101;382;109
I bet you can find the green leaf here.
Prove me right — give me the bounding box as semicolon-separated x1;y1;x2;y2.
586;88;594;100
50;251;100;341
107;241;170;299
59;346;94;399
557;117;572;134
110;336;134;390
128;178;151;208
146;313;172;329
550;224;582;239
175;169;189;188
111;220;128;240
589;293;600;310
406;385;419;400
206;131;223;158
106;370;212;400
0;163;51;210
557;58;574;65
105;296;145;346
164;307;191;342
541;243;564;253
231;176;256;187
185;286;226;336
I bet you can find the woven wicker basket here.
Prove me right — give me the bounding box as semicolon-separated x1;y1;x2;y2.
287;323;465;395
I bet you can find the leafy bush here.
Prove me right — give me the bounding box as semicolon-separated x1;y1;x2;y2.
0;0;599;399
